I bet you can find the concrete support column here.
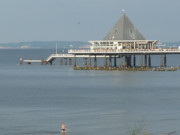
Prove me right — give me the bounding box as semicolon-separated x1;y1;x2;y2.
114;56;117;67
84;58;87;66
127;55;131;67
69;58;72;65
161;55;163;67
164;55;167;67
148;55;151;67
125;55;128;68
129;55;131;67
104;56;107;67
127;56;129;67
145;55;147;67
89;55;91;67
94;55;97;67
140;54;143;68
60;58;63;65
64;58;67;65
120;55;123;68
74;55;76;68
109;55;112;67
133;55;136;67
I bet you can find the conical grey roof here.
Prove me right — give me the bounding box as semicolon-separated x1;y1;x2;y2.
103;13;145;40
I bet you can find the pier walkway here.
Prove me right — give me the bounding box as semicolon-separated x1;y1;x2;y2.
23;60;42;63
21;48;180;72
68;48;180;55
22;48;180;67
46;54;113;63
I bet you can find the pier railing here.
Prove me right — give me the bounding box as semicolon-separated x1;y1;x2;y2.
68;48;180;54
45;48;180;62
46;54;74;62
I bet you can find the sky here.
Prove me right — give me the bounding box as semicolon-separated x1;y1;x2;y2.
0;0;180;43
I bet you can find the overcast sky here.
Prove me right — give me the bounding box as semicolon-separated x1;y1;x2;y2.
0;0;180;43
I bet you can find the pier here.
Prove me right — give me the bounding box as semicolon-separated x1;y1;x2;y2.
21;12;180;71
21;48;180;71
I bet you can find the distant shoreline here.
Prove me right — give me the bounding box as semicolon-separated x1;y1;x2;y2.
0;41;90;49
0;41;179;49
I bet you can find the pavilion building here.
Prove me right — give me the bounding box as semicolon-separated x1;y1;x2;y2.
66;12;180;69
89;12;158;51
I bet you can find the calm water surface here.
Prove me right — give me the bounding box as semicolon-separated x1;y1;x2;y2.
0;49;180;135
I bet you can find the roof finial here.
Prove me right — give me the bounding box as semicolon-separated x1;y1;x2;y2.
122;9;126;13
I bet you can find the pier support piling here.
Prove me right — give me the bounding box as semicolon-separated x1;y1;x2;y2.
127;56;129;67
140;54;143;68
60;58;63;65
74;55;76;68
133;55;136;67
84;58;87;66
89;55;91;67
64;58;67;65
126;55;131;67
128;55;132;67
148;55;151;67
120;55;123;68
125;55;128;68
45;60;48;64
164;55;167;67
41;59;44;65
20;58;23;65
145;55;147;67
94;55;97;67
104;56;107;67
69;58;72;65
114;56;117;67
109;55;112;67
161;55;163;67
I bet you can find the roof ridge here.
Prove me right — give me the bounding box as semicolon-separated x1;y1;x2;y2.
103;13;145;40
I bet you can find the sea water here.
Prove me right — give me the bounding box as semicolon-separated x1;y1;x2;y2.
0;49;180;135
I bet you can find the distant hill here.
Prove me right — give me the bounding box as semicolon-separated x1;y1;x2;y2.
0;41;179;49
0;41;90;49
162;42;180;48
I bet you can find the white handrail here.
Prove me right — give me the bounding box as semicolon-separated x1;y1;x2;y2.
68;48;180;53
